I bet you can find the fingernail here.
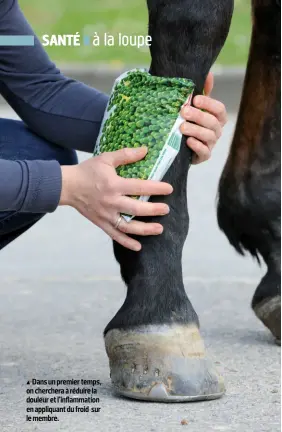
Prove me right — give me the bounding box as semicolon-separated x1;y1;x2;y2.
140;146;148;152
184;107;192;117
162;206;170;215
133;244;141;251
132;147;146;154
194;96;202;106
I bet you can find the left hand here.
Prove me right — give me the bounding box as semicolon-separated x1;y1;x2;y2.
179;72;227;164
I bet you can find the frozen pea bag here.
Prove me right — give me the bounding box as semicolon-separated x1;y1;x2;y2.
94;68;195;221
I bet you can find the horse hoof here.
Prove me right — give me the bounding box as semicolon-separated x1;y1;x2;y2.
253;295;281;345
104;324;225;402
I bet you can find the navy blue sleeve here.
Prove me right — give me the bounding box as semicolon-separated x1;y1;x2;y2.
0;0;109;213
0;0;109;153
0;159;62;213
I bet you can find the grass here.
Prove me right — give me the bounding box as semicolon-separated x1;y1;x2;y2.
20;0;252;67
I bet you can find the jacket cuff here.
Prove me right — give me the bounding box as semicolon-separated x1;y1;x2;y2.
21;160;62;213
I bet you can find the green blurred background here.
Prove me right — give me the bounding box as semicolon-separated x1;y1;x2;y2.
20;0;251;67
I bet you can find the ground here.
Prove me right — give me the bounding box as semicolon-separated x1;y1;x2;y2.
0;106;280;432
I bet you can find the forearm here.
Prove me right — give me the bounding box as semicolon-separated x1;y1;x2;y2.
0;159;61;213
0;0;108;153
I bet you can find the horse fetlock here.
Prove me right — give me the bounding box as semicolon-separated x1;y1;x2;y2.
105;324;225;402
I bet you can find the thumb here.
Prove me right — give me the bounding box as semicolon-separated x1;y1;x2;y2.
105;147;148;168
204;72;214;97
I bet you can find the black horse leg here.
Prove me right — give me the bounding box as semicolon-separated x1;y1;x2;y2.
217;0;281;344
105;0;234;401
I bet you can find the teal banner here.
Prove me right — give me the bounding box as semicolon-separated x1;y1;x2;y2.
0;36;35;46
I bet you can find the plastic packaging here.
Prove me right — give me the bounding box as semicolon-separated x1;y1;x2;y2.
94;68;195;221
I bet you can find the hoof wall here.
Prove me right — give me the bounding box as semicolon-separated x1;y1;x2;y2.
105;324;225;403
254;296;281;344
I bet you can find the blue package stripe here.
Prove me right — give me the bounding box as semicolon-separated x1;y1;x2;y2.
0;35;35;46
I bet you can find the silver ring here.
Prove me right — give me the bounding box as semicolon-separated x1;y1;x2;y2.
114;215;123;230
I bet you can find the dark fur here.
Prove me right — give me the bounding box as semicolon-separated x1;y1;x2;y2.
217;0;281;307
104;0;233;335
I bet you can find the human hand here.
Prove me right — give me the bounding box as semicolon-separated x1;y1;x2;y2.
59;147;173;251
179;72;228;164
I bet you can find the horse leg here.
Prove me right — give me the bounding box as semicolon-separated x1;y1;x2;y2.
217;0;281;344
105;0;234;401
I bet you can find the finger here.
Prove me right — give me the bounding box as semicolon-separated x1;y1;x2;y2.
118;219;164;236
102;147;148;168
204;72;214;96
192;95;227;126
181;122;217;149
188;137;211;164
119;178;173;196
104;222;142;251
180;106;222;139
115;196;170;217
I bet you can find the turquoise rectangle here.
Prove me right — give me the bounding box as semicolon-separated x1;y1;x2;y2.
0;36;35;46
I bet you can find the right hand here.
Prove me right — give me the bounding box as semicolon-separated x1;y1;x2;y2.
59;147;173;251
